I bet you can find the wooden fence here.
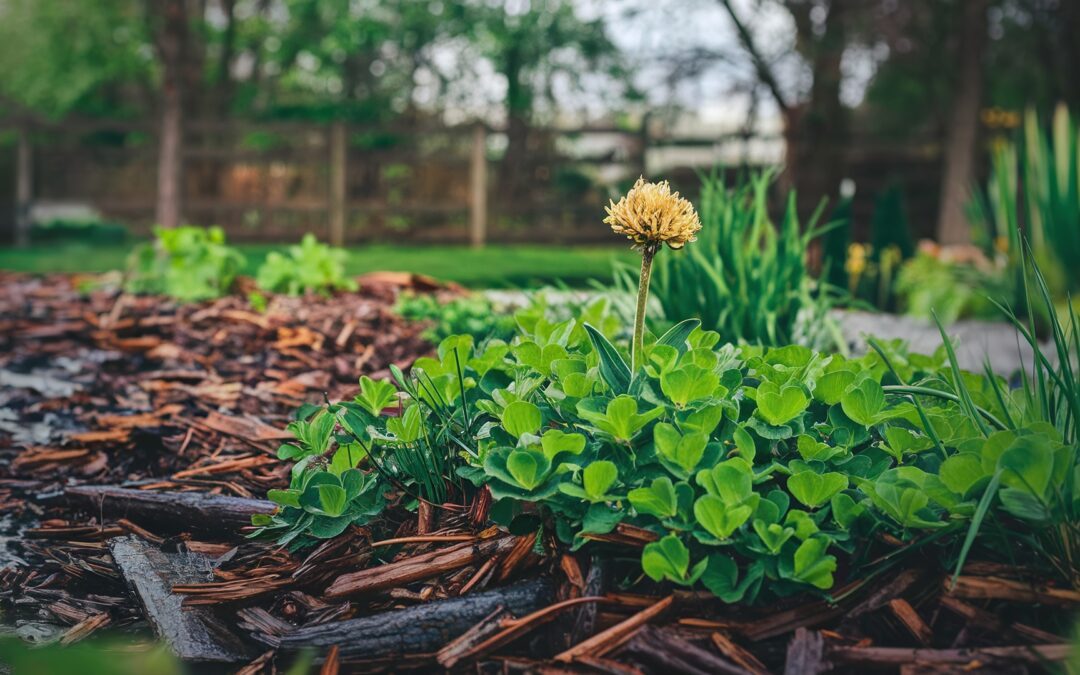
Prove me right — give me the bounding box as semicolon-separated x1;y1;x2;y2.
0;118;945;246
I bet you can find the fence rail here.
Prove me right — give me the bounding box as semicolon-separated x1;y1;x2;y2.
0;117;944;246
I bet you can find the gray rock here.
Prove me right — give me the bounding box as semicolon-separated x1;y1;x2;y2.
481;290;1048;375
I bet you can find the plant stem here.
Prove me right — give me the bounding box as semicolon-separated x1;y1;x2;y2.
882;384;1008;431
632;244;657;372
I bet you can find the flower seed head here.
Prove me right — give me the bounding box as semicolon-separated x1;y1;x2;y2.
604;177;701;250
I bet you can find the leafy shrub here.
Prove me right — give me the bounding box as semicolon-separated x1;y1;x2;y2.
124;225;245;302
393;292;517;344
894;247;1008;323
254;233;357;296
614;171;842;351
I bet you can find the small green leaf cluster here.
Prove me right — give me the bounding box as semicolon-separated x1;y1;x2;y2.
125;225;245;301
897;250;1079;588
251;405;386;548
254;233;357;296
251;339;493;548
393;291;517;344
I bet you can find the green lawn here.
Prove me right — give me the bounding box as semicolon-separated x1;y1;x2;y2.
0;242;636;288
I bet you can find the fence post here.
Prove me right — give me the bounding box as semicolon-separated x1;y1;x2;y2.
469;122;488;249
15;127;32;247
328;120;346;247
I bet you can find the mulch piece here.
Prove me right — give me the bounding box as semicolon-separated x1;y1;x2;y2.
0;272;1076;673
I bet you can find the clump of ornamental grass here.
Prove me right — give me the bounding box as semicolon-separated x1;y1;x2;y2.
605;177;701;370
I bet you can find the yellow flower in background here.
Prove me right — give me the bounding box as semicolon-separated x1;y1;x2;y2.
846;242;867;277
994;236;1009;254
604;177;701;251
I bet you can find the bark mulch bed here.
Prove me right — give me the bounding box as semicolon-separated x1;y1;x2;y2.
0;272;1076;673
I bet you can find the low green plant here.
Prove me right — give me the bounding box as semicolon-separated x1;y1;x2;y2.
894;249;1009;323
254;233;357;296
265;285;1059;598
253;181;1077;603
886;246;1079;589
125;225;245;301
0;639;180;675
614;171;842;351
249;404;387;548
394;292;517;344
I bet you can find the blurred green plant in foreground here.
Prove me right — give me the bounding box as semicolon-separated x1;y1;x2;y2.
0;639;180;675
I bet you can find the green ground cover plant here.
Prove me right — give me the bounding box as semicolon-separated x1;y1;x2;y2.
124;225;245;301
254;233;357;296
252;178;1079;602
888;247;1078;589
393;292;517;344
258;283;1077;597
894;248;1010;323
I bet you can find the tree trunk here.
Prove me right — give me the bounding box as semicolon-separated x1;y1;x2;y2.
785;0;850;215
14;128;32;247
936;0;987;245
150;0;191;229
157;86;183;229
500;44;530;201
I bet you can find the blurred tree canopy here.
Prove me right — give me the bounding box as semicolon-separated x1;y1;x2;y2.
0;0;626;125
1;0;1075;138
0;0;153;118
0;0;1078;240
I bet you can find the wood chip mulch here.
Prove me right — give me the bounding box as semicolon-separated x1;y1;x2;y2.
0;272;1075;673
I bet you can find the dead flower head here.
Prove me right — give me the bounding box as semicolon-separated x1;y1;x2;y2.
604;177;701;250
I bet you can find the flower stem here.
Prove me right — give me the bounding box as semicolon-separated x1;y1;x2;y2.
632;244;657;373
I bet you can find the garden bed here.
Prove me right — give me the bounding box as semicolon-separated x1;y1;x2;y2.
0;273;1074;673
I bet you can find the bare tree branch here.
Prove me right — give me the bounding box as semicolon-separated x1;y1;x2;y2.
717;0;791;112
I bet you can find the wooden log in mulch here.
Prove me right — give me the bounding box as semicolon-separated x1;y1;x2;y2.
323;534;517;598
262;577;556;661
64;485;275;534
109;535;252;663
828;643;1073;667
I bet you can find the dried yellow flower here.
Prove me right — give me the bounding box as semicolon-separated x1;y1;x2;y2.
604;177;701;250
